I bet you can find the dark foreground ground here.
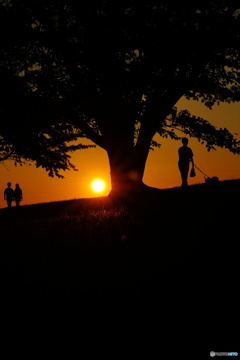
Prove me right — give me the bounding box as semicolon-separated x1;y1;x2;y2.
0;180;239;357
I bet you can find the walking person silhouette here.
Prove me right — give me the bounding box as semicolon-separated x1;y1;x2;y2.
13;184;23;206
4;182;14;207
178;138;194;187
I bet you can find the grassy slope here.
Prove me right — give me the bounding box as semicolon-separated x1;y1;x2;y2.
0;179;239;355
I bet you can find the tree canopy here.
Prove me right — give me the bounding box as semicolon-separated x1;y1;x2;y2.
0;0;240;193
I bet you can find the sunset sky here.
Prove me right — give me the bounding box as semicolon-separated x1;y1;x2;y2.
1;97;240;208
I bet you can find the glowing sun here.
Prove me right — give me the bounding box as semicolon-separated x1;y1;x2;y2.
91;179;105;193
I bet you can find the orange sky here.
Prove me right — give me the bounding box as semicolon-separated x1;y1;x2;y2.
1;97;240;208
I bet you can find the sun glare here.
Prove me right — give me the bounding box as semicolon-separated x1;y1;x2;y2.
91;179;105;193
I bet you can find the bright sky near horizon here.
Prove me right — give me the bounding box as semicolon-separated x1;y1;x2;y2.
1;97;240;209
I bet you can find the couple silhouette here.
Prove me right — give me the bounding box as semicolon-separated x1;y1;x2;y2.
4;182;23;207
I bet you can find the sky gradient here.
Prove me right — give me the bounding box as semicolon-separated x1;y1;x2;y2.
1;97;240;208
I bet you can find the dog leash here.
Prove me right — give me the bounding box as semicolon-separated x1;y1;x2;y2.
194;164;209;178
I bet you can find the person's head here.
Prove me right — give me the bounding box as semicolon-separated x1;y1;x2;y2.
16;184;19;189
7;182;11;187
182;138;188;146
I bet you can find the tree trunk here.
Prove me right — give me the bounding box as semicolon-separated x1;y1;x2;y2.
107;144;151;198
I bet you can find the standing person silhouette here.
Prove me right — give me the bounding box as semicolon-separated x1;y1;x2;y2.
13;183;23;206
4;182;14;207
178;138;194;187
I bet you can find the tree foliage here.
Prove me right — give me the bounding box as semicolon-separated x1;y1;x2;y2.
0;0;240;185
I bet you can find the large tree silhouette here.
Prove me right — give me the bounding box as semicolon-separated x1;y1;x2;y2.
0;1;240;195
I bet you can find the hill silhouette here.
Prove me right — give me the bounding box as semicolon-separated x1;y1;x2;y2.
0;179;239;355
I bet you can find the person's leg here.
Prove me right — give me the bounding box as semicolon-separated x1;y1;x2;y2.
179;164;189;187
